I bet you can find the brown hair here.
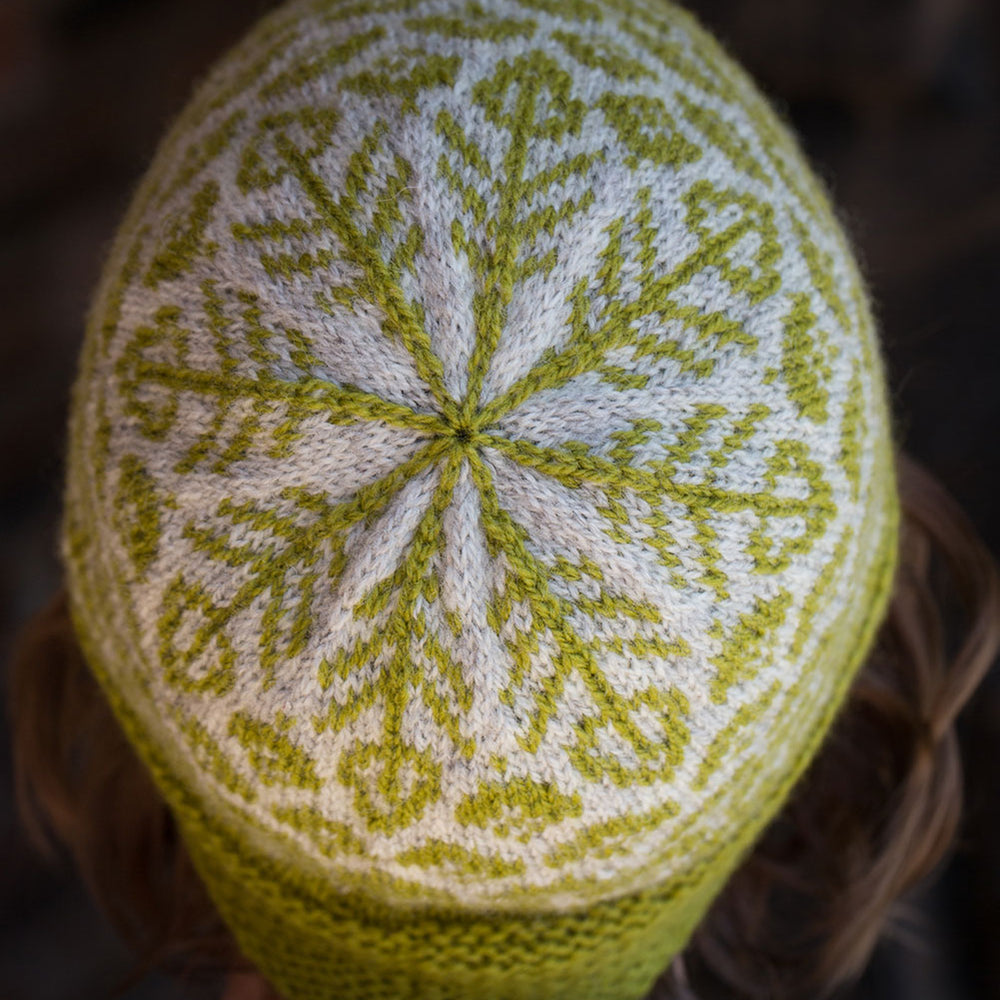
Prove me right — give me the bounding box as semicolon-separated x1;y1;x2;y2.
8;450;1000;1000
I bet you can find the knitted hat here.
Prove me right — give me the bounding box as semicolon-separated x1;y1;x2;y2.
59;0;900;997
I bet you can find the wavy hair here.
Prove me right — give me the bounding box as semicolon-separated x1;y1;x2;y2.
8;451;1000;1000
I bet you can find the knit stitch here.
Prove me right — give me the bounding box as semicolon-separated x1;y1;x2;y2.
60;0;900;997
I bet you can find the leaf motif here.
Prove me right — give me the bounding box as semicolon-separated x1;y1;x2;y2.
236;105;341;193
158;575;237;696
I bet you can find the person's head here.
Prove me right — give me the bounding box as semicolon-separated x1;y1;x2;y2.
8;1;1000;998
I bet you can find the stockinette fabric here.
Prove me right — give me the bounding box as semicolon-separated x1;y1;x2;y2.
59;0;900;998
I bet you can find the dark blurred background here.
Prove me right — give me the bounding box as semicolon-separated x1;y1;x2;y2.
1;1;998;998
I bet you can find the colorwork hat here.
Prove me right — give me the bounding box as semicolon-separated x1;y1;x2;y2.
59;0;900;997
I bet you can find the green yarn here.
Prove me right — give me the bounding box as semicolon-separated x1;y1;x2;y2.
59;0;901;996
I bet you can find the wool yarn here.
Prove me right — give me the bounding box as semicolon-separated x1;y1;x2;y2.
59;0;900;997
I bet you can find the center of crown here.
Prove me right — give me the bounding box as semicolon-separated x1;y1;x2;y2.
439;392;498;452
440;399;493;451
444;416;484;450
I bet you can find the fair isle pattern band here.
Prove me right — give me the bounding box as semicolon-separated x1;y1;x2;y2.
60;0;899;991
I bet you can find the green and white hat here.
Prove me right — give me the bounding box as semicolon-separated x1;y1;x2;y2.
60;0;900;997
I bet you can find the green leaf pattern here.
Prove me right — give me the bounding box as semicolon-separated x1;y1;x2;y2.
62;0;898;910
